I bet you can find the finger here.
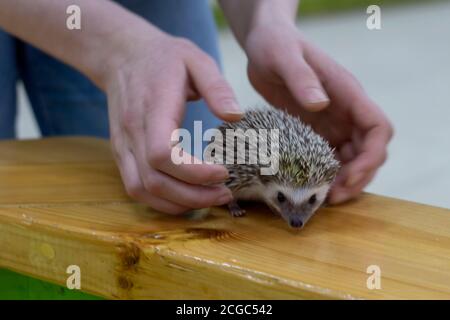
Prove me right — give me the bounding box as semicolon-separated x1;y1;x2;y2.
117;147;189;214
303;41;393;192
141;169;233;209
329;91;392;188
275;46;329;111
328;170;377;204
133;133;233;208
186;50;244;121
140;79;230;185
342;125;390;188
338;141;356;164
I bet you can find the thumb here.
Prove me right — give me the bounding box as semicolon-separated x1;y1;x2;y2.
277;51;329;111
186;51;244;122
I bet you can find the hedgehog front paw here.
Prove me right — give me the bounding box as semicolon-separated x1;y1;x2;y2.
228;200;246;218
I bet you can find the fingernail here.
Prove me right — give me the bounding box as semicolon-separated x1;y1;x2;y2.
216;191;233;206
346;172;365;187
212;169;229;183
223;100;244;115
305;89;329;105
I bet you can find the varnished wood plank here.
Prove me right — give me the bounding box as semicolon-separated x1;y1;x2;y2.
0;137;113;165
0;137;127;205
0;137;449;299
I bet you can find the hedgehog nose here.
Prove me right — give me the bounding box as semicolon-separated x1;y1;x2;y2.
289;218;303;229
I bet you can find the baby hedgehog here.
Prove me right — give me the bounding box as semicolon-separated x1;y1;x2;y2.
208;107;340;229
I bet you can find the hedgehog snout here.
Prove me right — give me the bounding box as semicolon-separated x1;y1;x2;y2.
279;206;312;229
289;217;304;229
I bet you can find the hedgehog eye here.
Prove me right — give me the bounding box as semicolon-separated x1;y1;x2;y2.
308;194;317;205
277;192;286;203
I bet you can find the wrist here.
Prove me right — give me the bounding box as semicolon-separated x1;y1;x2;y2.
252;0;298;28
85;17;165;91
241;0;299;53
220;0;298;48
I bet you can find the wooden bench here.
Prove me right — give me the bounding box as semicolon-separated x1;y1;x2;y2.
0;137;449;299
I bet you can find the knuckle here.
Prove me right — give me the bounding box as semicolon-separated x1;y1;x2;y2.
124;183;141;200
200;52;217;67
205;80;233;100
147;148;170;168
377;118;394;142
386;121;395;140
284;63;319;86
380;150;388;165
195;51;220;72
121;109;142;133
110;139;122;162
143;176;164;195
175;38;194;49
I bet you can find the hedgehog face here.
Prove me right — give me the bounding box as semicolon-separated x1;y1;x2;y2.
265;182;331;229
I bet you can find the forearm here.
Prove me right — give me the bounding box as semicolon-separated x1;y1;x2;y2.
218;0;299;47
0;0;160;89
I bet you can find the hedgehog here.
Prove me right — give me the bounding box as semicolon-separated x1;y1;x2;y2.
206;106;340;229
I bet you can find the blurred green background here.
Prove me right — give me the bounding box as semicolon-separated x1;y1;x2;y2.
0;268;100;300
213;0;444;28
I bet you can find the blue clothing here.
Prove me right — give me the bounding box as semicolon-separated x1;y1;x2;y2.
0;0;222;143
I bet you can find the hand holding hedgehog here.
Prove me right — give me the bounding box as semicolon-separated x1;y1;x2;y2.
0;0;393;218
209;107;340;229
243;23;394;205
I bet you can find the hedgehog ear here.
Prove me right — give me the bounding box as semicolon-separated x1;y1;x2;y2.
324;161;340;182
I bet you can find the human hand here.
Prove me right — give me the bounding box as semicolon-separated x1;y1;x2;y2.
244;22;393;204
102;27;243;214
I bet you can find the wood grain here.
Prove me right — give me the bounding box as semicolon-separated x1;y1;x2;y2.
0;137;449;299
